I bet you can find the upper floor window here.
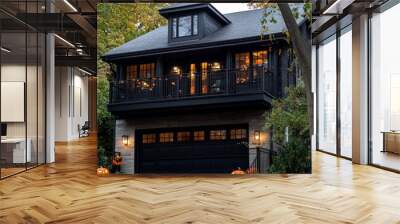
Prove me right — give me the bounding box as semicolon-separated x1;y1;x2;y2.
172;14;198;38
126;63;155;80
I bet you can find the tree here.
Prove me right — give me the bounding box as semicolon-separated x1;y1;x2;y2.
97;3;168;164
251;2;313;136
265;84;311;173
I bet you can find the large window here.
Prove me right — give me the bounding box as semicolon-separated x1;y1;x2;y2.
172;15;198;38
339;27;352;158
317;35;337;154
370;4;400;171
126;63;155;79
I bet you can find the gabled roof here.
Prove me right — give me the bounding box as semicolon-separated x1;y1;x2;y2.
103;8;306;61
159;3;230;25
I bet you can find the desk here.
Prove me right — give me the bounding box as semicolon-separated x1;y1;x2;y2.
382;131;400;154
1;138;31;163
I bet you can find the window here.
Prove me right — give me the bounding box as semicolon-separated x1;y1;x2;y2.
370;5;400;171
317;35;337;154
252;50;268;67
230;129;247;140
201;62;208;94
127;65;138;80
172;18;177;38
160;132;174;143
194;131;205;141
235;52;250;84
126;63;155;80
235;52;250;70
190;64;196;95
210;130;226;140
143;134;156;144
177;132;191;142
172;14;198;38
252;50;268;78
339;27;352;158
139;63;155;79
193;15;198;35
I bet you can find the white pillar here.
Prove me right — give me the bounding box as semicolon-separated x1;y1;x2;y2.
46;32;55;163
352;14;369;164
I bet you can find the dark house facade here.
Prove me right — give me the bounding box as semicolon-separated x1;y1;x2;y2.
102;4;304;173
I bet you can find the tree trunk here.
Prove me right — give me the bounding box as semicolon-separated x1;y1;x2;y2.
278;3;314;138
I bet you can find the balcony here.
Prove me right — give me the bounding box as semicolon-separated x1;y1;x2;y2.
108;66;277;115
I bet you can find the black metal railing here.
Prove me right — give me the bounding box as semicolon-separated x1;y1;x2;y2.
248;147;275;174
109;66;275;104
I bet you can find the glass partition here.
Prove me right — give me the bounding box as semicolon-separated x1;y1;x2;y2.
1;31;28;177
317;35;337;154
0;1;46;179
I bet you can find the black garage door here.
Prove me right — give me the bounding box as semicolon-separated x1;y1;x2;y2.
136;125;249;173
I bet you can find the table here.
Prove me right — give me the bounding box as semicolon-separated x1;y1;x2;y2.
382;131;400;154
1;138;31;163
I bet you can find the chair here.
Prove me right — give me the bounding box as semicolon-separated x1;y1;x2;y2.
79;121;90;138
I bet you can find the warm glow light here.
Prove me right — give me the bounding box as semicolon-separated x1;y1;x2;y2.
97;167;109;176
254;130;261;145
122;135;129;145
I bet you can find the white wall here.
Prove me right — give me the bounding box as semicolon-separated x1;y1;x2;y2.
54;66;89;141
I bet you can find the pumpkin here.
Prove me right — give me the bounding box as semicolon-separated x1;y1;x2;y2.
97;167;109;176
231;167;246;175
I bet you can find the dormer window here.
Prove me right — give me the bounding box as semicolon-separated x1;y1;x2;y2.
172;14;198;38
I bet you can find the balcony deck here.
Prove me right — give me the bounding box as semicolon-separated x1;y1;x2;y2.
108;67;277;115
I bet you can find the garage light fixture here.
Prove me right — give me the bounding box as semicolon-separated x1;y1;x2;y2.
122;135;129;146
54;34;75;48
254;130;261;146
63;0;78;12
1;47;11;53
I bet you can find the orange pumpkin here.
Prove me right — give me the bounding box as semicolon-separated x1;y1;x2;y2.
97;167;109;176
231;167;246;175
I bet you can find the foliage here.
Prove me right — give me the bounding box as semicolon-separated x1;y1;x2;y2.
97;75;114;165
96;3;168;164
268;136;311;173
264;83;311;173
97;3;168;78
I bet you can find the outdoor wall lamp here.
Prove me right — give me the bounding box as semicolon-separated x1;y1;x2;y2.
122;135;129;146
254;130;261;146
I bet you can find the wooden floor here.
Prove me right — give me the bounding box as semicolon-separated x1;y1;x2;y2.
0;136;400;224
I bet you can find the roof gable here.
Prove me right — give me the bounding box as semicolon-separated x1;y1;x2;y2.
103;8;305;61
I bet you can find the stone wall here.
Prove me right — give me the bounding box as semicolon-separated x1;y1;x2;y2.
114;109;270;174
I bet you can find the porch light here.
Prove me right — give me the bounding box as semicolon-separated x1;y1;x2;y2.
122;135;129;146
254;130;261;145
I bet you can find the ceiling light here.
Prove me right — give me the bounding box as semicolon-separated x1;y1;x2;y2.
322;0;354;15
78;67;93;76
1;47;11;53
54;34;75;48
63;0;78;12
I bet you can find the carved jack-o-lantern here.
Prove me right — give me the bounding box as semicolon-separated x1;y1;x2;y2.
97;167;109;176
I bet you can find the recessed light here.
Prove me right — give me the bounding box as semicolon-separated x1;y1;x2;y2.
1;47;11;53
63;0;78;12
54;34;75;48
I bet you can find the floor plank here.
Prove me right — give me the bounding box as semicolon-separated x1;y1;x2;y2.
0;135;399;223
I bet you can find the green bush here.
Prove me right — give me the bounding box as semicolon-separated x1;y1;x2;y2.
264;83;311;173
96;75;114;168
